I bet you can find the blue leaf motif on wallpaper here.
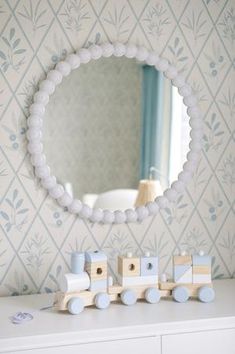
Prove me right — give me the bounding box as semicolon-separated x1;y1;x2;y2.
46;202;71;228
211;256;224;279
21;233;51;272
204;42;226;79
86;32;102;48
44;265;63;293
0;238;7;268
168;37;188;73
104;230;134;268
191;81;208;104
219;88;235;123
219;232;235;268
203;188;224;223
66;235;91;256
203;112;224;152
18;76;40;115
142;4;170;38
17;0;47;33
44;33;68;67
104;6;129;40
0;28;26;73
5;271;32;296
0;160;8;178
219;154;235;191
2;113;27;154
218;7;235;46
60;0;90;32
180;228;207;254
164;195;188;225
0;189;29;232
182;10;207;43
192;158;207;191
144;232;169;260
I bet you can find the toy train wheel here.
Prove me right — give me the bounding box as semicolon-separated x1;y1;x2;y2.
68;297;84;315
95;292;110;309
145;287;161;304
198;286;215;303
172;286;189;303
121;289;137;306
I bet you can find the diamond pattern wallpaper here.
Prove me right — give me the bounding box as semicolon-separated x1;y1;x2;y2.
0;0;234;296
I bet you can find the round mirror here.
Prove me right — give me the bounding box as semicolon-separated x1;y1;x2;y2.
27;43;202;224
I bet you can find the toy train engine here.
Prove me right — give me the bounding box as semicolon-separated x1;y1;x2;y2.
58;251;111;314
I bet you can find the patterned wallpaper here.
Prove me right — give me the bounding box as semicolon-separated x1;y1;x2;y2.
0;0;234;296
43;57;142;199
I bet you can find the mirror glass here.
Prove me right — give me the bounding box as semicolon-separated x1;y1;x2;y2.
43;57;190;211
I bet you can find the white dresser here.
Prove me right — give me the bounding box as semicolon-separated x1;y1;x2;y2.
0;279;234;354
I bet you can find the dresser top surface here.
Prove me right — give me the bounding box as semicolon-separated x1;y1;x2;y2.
0;279;234;351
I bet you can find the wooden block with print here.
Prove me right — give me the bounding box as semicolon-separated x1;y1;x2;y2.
173;264;192;283
193;266;211;274
85;251;108;280
192;254;211;266
118;254;140;277
192;253;212;284
85;263;107;280
173;255;192;266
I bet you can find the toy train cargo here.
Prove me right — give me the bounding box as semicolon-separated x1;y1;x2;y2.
55;250;215;315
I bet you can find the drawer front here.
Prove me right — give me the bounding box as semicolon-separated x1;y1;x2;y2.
162;328;235;354
6;336;161;354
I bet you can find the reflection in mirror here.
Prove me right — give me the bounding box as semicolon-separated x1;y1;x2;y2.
43;57;190;211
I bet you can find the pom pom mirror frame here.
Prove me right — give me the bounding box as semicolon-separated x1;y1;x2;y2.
27;42;203;224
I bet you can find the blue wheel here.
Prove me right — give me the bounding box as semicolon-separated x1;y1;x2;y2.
172;286;189;303
145;287;161;304
198;286;215;303
68;297;84;315
121;289;137;306
95;292;110;309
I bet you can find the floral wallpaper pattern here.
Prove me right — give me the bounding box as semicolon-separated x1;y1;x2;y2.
0;0;234;296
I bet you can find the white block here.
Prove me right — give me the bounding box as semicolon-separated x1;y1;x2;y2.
118;275;158;287
59;272;90;292
175;267;192;284
193;273;211;284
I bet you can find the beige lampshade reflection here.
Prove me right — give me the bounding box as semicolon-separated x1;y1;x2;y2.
135;179;163;207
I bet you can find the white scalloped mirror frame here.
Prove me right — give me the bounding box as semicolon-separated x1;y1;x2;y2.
27;42;203;224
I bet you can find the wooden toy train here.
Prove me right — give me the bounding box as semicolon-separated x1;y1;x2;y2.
55;250;215;315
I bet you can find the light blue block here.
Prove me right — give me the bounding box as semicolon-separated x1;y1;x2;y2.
198;286;215;303
121;289;137;306
173;264;191;282
68;297;84;315
85;251;107;263
172;286;189;303
89;279;107;292
140;256;158;276
71;252;85;274
192;254;211;266
95;292;110;309
145;287;161;304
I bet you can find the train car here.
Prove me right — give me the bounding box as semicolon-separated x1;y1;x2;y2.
55;250;215;315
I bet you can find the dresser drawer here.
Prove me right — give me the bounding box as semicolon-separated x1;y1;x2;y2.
162;328;235;354
6;336;161;354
